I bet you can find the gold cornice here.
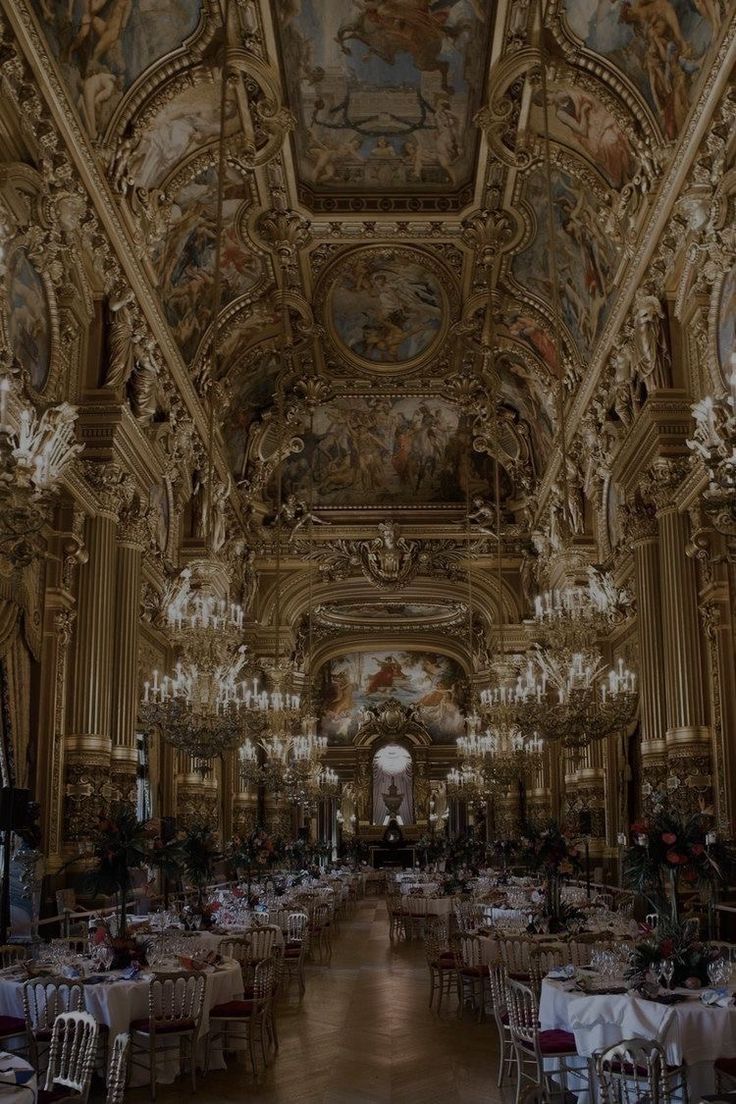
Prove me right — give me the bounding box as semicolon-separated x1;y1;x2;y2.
2;0;236;513
532;16;736;513
610;391;694;492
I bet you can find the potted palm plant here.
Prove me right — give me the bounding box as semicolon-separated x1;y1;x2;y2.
89;804;148;964
180;819;221;921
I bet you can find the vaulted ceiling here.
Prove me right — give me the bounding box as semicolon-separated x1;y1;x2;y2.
22;0;727;658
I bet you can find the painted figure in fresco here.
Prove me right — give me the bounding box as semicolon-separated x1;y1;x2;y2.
542;89;635;188
335;0;469;94
616;0;705;138
366;655;408;695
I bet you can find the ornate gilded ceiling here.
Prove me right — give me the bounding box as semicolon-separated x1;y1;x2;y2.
1;0;733;708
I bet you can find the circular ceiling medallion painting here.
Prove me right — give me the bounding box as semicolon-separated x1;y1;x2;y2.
323;247;451;373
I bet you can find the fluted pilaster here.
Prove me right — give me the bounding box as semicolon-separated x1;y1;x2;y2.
110;507;149;804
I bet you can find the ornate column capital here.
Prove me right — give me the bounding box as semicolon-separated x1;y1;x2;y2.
82;461;134;519
117;496;153;552
639;457;691;515
618;497;659;546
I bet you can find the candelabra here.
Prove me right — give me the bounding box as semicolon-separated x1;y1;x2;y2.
484;726;544;792
687;371;736;549
0;372;82;565
446;763;485;804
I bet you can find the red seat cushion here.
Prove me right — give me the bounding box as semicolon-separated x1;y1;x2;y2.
523;1029;577;1056
284;947;301;958
210;1000;254;1018
129;1017;195;1035
460;965;488;978
0;1016;25;1035
285;940;303;949
438;953;458;966
38;1089;70;1103
716;1058;736;1078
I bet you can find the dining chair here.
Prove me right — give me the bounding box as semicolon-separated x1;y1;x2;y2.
505;975;585;1104
23;977;85;1072
424;920;457;1014
456;933;491;1022
282;913;309;1000
129;971;206;1101
0;944;28;968
38;1010;99;1104
308;903;332;963
105;1032;130;1104
489;964;515;1088
528;946;567;999
386;894;405;942
404;896;428;941
500;939;532;979
596;1038;669;1104
207;959;277;1080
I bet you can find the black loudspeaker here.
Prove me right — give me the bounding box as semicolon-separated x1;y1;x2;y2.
0;788;30;832
578;810;593;836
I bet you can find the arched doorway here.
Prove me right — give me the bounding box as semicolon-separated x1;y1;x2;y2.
372;743;413;825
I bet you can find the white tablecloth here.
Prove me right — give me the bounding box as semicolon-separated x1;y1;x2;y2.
399;883;439;897
0;962;241;1088
540;978;736;1099
402;897;453;918
0;1051;36;1103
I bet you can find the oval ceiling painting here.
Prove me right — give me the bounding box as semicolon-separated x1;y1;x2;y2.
5;251;52;392
717;262;736;383
325;247;447;370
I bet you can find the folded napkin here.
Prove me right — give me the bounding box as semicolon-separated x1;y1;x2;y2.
547;965;575;980
701;988;733;1007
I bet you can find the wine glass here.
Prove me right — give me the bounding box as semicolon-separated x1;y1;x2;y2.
660;959;675;990
708;958;729;987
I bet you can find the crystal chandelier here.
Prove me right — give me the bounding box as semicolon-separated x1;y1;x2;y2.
484;725;544;792
516;648;637;752
140;644;252;762
446;763;485;804
687;371;736;549
0;371;82;565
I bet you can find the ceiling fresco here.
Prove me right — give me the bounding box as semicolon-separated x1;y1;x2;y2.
269;396;514;508
512;167;622;358
152;166;267;360
4;250;51;393
526;82;636;189
561;0;716;140
275;0;492;209
32;0;203;138
319;650;466;743
325;248;445;369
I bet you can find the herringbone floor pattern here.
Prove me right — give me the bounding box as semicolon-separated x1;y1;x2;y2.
127;898;511;1103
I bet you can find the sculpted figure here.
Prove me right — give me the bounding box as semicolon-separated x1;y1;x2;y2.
633;293;670;390
105;286;136;390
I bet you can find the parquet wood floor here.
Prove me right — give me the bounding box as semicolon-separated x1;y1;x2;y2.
126;899;511;1103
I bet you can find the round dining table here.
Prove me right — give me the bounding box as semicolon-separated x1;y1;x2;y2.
0;1051;36;1103
0;960;242;1088
540;976;736;1101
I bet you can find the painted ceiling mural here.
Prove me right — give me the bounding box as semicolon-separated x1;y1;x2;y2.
271;396;513;507
275;0;491;206
561;0;716;140
512;167;621;358
32;0;203;138
319;650;466;743
152;166;266;360
327;249;445;368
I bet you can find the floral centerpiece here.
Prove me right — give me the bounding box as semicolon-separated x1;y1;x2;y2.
623;810;730;987
519;822;582;933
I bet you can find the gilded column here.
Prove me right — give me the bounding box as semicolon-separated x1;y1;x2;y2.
110;500;150;807
64;468;129;845
619;494;668;804
648;460;710;806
